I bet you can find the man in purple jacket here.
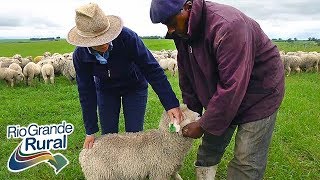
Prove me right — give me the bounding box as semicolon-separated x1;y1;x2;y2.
150;0;285;179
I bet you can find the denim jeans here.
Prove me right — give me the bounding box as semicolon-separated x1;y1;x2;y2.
196;111;277;180
96;87;148;134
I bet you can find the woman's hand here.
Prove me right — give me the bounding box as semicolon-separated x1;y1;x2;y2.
83;134;95;149
167;107;183;123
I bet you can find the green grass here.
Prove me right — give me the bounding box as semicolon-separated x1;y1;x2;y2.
0;73;319;180
0;40;319;179
274;41;320;53
0;39;177;58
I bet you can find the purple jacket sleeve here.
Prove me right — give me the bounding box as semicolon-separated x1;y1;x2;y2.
73;51;99;135
199;20;255;136
177;52;203;115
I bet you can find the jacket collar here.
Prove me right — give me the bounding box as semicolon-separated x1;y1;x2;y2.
187;0;205;42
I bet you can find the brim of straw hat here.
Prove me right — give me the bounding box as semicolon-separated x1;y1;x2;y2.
67;15;123;47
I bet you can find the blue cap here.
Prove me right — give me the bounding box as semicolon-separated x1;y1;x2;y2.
150;0;186;24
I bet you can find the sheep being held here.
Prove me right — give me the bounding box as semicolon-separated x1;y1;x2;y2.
79;105;199;180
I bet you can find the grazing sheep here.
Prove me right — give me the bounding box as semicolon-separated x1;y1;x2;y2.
9;63;24;84
158;58;170;70
51;55;65;74
19;57;32;69
0;58;21;68
23;62;41;85
43;51;51;58
33;56;44;63
61;60;76;81
299;54;319;73
79;105;199;180
0;62;24;87
281;55;303;76
51;56;76;81
9;63;23;73
41;63;55;84
279;50;285;56
167;58;178;76
63;53;71;59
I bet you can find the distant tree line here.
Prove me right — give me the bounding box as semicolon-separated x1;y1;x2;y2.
30;37;61;41
140;36;164;39
272;37;320;46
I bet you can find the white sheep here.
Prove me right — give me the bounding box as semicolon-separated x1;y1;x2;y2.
0;58;21;68
40;60;55;84
299;53;319;73
51;56;76;81
43;51;51;58
23;62;41;85
8;63;22;73
0;62;24;87
281;55;303;76
20;57;32;69
9;63;24;84
158;58;170;70
79;105;199;180
167;58;178;76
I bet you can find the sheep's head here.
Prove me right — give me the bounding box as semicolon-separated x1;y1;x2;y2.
13;54;22;60
159;104;200;134
43;52;52;57
26;56;33;61
15;72;24;82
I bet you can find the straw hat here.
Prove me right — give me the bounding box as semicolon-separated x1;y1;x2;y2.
67;3;123;47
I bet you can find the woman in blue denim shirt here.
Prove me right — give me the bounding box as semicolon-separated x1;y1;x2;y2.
67;3;182;149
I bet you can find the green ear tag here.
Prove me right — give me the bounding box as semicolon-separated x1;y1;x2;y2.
169;123;176;133
169;121;181;133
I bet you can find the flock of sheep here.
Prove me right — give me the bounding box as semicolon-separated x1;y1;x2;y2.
154;49;320;77
0;49;178;87
152;49;178;76
1;49;319;87
0;52;75;87
280;50;320;76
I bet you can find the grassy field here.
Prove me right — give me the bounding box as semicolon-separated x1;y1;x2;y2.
0;39;177;57
0;40;319;179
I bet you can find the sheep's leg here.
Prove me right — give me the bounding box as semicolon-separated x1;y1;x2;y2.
44;76;48;84
10;79;14;87
50;75;54;84
27;77;33;86
286;67;291;76
306;67;313;73
296;67;301;73
5;80;10;87
314;65;319;72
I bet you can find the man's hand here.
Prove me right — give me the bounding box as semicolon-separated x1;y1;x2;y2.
167;107;183;123
83;134;95;149
182;121;204;139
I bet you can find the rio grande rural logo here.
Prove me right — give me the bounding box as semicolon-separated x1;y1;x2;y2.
7;121;74;174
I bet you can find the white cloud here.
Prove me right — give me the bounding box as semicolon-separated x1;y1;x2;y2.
0;0;319;39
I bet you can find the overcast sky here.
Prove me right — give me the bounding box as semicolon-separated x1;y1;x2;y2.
0;0;319;40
